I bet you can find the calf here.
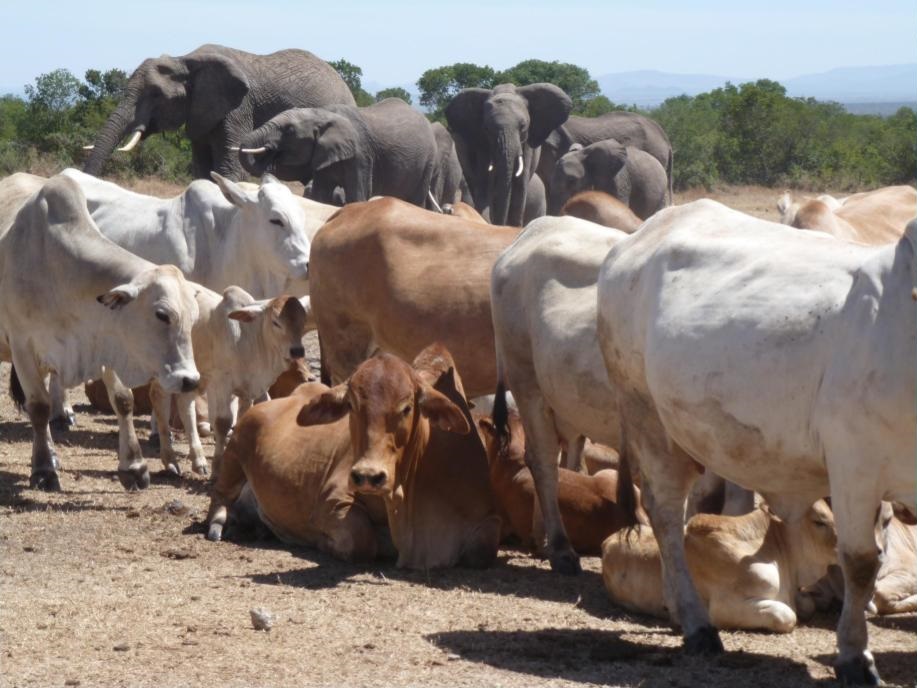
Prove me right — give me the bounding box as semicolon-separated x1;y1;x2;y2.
478;411;643;555
602;501;838;633
208;344;501;569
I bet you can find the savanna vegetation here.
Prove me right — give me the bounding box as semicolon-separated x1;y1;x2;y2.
0;59;913;191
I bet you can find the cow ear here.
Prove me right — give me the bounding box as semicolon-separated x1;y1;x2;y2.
227;303;266;322
299;296;317;332
477;416;496;437
97;283;139;310
296;384;350;426
418;385;470;434
211;171;257;208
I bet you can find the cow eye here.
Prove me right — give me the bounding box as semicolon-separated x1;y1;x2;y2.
156;311;171;324
401;404;412;417
270;218;284;227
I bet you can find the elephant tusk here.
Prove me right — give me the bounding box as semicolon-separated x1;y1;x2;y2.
82;144;95;150
228;146;240;151
239;146;268;155
488;162;494;172
515;155;524;178
117;130;143;152
427;190;443;213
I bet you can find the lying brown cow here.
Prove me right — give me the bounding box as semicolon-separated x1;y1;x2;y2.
310;198;519;397
478;411;644;554
267;359;315;398
561;190;642;233
207;343;501;569
602;500;837;633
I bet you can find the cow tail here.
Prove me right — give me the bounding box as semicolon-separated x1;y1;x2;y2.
318;333;331;387
492;355;510;449
616;422;640;538
9;364;25;411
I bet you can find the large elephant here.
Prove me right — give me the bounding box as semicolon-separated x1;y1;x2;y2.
548;140;669;220
238;99;437;207
429;122;471;209
445;83;572;227
536;112;673;203
83;44;354;180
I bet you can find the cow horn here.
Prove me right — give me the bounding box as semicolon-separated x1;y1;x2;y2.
515;155;524;178
117;130;143;152
239;147;268;155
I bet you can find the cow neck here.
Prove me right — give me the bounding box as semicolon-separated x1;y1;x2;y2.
385;407;431;554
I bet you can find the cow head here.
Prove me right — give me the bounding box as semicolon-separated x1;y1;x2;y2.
791;498;840;589
223;286;312;362
295;344;470;496
477;410;526;475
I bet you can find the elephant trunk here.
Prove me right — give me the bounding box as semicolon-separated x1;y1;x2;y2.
83;87;143;176
490;131;522;226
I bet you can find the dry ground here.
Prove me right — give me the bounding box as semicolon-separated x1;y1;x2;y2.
1;183;914;687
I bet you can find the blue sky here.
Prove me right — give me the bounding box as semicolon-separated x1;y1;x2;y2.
2;0;914;92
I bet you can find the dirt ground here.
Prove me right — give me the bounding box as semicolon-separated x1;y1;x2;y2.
1;184;914;688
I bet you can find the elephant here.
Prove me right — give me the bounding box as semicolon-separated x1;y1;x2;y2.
238;99;437;207
429;122;472;210
548;140;669;220
478;175;546;225
536;112;673;204
445;83;572;227
83;44;355;180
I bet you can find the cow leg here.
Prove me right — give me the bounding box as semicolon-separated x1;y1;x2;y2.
12;351;61;491
208;386;235;481
48;373;75;430
636;438;722;654
708;595;797;634
320;502;380;563
560;434;586;473
206;442;247;542
515;392;580;574
175;391;207;476
149;381;181;475
832;494;885;685
101;367;149;491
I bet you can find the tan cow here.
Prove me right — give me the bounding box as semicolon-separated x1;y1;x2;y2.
561;190;642;233
602;500;838;633
268;359;316;398
777;185;916;244
207;344;501;569
873;516;917;614
310;198;519;397
478;411;644;554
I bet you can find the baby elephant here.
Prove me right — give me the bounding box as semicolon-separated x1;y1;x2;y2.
549;139;668;219
238;99;437;207
478;410;645;555
602;500;838;633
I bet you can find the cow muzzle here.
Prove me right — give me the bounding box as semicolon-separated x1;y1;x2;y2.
159;368;201;395
350;466;389;493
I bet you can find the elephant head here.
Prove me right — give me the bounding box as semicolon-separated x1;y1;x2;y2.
83;50;250;175
238;108;365;201
548;140;628;215
445;83;571;226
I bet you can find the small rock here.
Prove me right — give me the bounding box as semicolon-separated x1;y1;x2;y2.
23;546;36;553
190;595;201;602
250;607;274;631
112;643;130;652
164;499;190;516
446;653;460;661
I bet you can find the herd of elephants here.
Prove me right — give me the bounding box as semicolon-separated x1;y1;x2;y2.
3;44;916;686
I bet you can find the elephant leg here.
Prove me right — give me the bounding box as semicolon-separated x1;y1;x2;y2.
191;140;214;180
101;367;149;491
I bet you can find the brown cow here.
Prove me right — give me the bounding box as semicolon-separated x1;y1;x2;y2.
602;500;838;633
777;185;916;244
310;198;519;397
207;343;501;569
268;359;315;398
561;190;642;233
478;411;644;554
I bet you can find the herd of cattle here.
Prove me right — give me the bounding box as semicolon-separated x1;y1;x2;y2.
1;44;916;687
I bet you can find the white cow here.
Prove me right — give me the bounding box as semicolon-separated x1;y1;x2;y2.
596;199;915;684
141;286;315;478
0;175;200;491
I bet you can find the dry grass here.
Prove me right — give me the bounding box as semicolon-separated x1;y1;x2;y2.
1;363;915;687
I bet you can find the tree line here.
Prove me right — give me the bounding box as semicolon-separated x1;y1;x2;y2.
0;59;913;191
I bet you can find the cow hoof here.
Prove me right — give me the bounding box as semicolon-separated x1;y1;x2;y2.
197;422;212;438
30;469;61;492
206;523;223;542
164;462;181;477
49;413;75;432
835;654;883;686
192;462;209;477
684;625;724;656
549;550;582;575
118;465;151;491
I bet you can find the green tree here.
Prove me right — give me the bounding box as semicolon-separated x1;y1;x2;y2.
329;58;373;106
375;87;412;104
495;59;600;112
417;63;497;120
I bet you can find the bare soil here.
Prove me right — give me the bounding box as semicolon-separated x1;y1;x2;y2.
1;186;914;687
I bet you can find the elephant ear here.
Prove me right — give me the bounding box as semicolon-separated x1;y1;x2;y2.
185;53;250;139
313;113;359;171
517;83;573;148
444;88;492;146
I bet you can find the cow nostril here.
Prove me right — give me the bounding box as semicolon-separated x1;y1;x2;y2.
350;470;365;487
181;376;198;393
369;472;387;488
290;346;305;359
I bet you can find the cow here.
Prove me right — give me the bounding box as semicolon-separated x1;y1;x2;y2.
595;199;915;684
561;190;642;233
777;185;916;244
111;286;314;478
0;174;200;491
490;215;630;573
602;500;838;633
310;198;519;397
207;343;502;570
268;359;316;398
443;201;488;224
478;410;644;555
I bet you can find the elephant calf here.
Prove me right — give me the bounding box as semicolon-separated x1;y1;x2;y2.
549;139;668;220
238;99;437;208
